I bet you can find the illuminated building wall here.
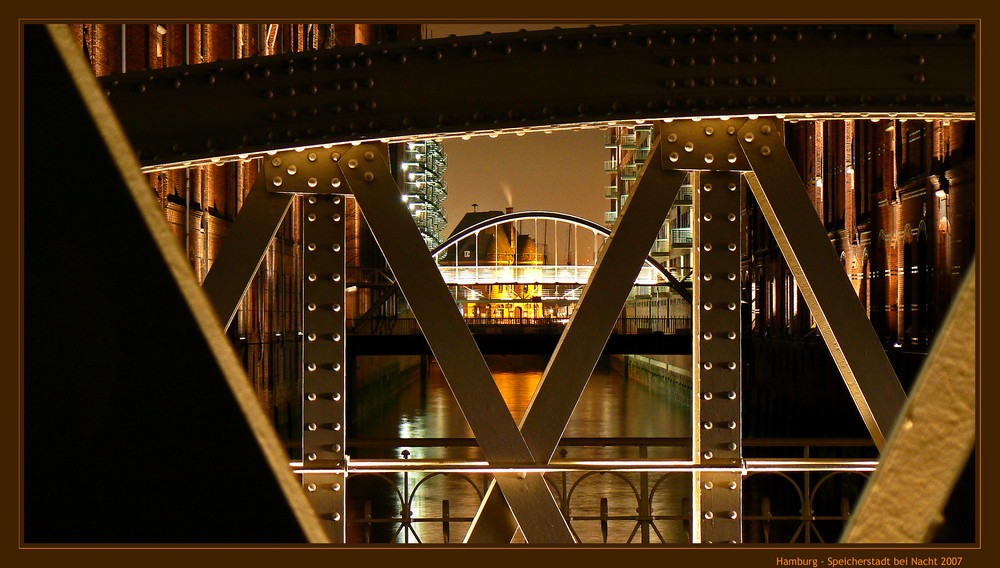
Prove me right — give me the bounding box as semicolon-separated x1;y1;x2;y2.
401;140;449;248
744;118;976;438
70;23;424;442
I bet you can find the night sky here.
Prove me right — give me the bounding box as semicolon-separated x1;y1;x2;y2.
425;24;610;238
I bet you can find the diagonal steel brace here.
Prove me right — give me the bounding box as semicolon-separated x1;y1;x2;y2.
737;118;907;449
466;135;687;542
334;143;575;543
202;169;294;330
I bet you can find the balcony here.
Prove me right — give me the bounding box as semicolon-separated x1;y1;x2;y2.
603;160;618;174
620;133;637;150
675;186;693;204
671;227;693;247
605;184;618;199
604;210;618;225
621;163;638;181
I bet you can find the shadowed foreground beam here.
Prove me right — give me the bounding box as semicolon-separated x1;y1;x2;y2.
841;263;976;543
23;24;326;543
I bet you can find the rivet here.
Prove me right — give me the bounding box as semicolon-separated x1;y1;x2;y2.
331;178;342;188
727;421;737;429
668;152;679;162
271;157;282;167
703;361;713;370
333;243;342;252
333;304;342;312
332;333;341;342
334;422;342;431
273;176;283;187
704;126;714;136
364;171;375;182
307;213;316;222
728;243;737;251
703;421;713;429
761;124;772;135
743;132;754;143
307;363;317;371
307;333;317;341
728;213;737;221
307;483;317;492
666;132;678;143
728;273;737;281
307;178;318;188
703;332;713;340
332;273;341;282
728;302;737;310
333;513;341;522
728;182;737;191
308;152;318;162
705;153;714;164
307;423;318;431
727;443;738;451
307;303;317;311
364;151;375;161
703;451;713;460
331;152;342;162
703;273;713;281
761;145;771;156
728;481;738;490
703;481;714;490
728;511;738;519
728;362;737;370
333;483;342;492
307;393;317;401
307;453;317;461
703;392;714;400
333;392;341;401
684;141;695;152
333;214;341;222
727;125;736;135
727;153;738;163
728;331;737;340
703;243;713;252
704;183;713;192
703;213;713;221
347;159;359;169
727;391;737;400
703;302;713;310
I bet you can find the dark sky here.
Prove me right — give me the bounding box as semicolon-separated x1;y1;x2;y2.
424;24;609;237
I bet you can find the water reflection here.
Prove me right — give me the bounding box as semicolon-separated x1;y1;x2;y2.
347;354;692;544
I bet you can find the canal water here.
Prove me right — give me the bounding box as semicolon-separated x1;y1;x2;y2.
346;354;693;544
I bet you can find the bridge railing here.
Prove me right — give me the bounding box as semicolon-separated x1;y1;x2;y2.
435;265;666;286
328;437;878;544
348;316;693;336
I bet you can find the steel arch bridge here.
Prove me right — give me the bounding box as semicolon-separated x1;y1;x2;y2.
431;210;689;291
24;23;977;546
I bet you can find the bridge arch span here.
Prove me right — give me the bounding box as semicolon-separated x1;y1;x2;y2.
431;210;689;298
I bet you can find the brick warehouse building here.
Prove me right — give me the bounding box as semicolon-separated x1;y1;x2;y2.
743;118;975;440
68;24;426;442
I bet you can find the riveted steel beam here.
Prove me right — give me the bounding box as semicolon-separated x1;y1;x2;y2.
24;24;326;543
691;171;744;544
332;143;574;543
300;193;349;541
99;24;976;170
739;118;907;449
842;263;976;543
201;171;294;330
466;135;687;542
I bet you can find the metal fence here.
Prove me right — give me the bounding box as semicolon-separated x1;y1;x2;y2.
328;437;877;544
348;316;692;336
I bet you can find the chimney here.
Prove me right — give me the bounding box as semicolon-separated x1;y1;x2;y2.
505;207;514;214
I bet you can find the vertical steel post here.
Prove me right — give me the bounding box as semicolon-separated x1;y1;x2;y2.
301;192;348;542
692;171;743;544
